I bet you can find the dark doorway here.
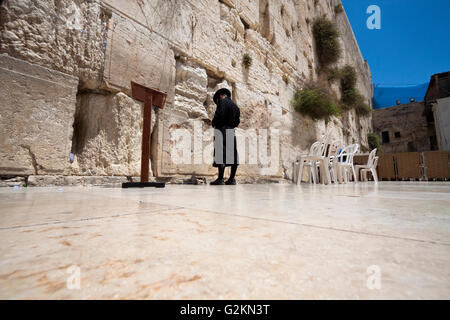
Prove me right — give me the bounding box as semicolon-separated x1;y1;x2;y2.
382;131;390;143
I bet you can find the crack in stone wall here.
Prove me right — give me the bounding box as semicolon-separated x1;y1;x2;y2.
19;145;40;175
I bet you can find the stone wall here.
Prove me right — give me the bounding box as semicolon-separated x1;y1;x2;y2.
372;102;433;153
0;54;78;175
433;97;450;151
0;0;108;89
0;0;373;183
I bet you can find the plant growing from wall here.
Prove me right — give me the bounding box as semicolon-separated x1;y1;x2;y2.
330;64;373;117
368;132;382;152
291;82;340;122
327;67;342;81
339;65;357;91
342;87;364;106
242;53;253;69
334;4;344;14
355;101;372;116
312;17;342;67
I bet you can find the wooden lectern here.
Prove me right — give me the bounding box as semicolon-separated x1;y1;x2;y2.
122;81;167;188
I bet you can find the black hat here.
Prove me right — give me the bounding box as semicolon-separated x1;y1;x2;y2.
213;88;231;104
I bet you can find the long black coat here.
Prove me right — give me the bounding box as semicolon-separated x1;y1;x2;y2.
212;96;240;167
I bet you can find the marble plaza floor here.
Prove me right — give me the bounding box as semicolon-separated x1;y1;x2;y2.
0;182;449;299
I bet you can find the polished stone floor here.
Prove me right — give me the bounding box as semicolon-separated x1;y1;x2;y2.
0;182;449;299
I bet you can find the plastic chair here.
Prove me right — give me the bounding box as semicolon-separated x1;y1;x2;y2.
336;144;359;183
327;140;343;183
355;149;379;182
296;141;325;184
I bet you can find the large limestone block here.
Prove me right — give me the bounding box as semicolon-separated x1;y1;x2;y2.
71;92;149;177
159;109;216;176
103;12;176;103
233;83;268;130
235;0;259;30
0;0;106;89
0;54;78;175
191;11;242;82
102;0;194;51
220;3;245;36
173;61;208;118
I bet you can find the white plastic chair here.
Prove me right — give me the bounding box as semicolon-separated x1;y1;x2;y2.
296;141;325;184
355;149;379;182
336;144;359;183
327;140;343;183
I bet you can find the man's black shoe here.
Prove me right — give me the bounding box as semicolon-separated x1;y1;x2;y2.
210;178;225;185
225;178;236;185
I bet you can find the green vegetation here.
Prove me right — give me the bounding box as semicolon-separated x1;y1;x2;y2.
329;65;372;117
368;132;382;152
291;83;340;122
242;53;253;68
355;102;372;116
327;67;341;81
307;16;371;119
342;87;363;105
334;4;344;14
312;17;342;67
339;65;357;91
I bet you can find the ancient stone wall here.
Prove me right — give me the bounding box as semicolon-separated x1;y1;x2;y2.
0;54;78;175
372;102;433;153
0;0;373;183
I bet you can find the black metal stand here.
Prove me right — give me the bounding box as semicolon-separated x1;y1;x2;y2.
122;182;165;188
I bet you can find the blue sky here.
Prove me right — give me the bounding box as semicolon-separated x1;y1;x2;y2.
341;0;450;86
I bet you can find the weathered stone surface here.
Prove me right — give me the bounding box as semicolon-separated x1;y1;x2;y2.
1;0;374;182
102;11;176;103
0;176;26;187
373;101;431;153
102;0;194;51
0;54;78;175
433;97;450;151
0;0;107;89
173;61;208;118
71;92;150;177
26;175;135;187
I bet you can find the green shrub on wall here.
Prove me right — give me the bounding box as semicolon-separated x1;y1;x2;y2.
291;83;340;122
339;65;357;91
342;87;364;105
355;102;372;116
334;4;344;14
368;132;382;152
312;17;342;67
329;64;373;117
242;53;252;68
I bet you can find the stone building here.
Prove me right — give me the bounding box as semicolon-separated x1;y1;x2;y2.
372;101;437;153
372;71;449;154
425;71;450;151
0;0;373;185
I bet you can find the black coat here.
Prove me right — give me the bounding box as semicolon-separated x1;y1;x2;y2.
212;96;240;167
